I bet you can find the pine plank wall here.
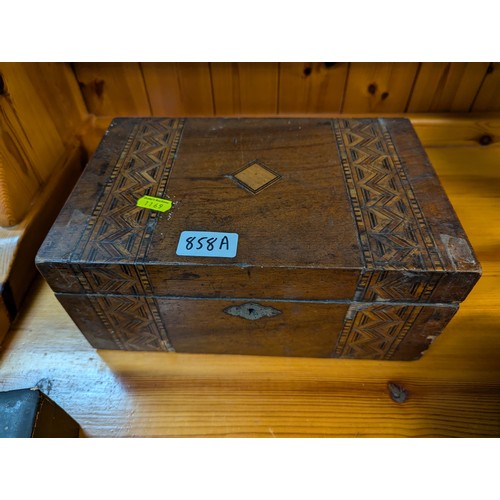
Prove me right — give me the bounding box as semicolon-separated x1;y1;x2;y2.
72;62;499;117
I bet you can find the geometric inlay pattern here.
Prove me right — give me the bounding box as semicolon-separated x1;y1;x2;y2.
67;119;184;352
333;119;445;272
230;160;281;194
86;295;173;351
333;303;423;360
333;119;446;354
73;118;185;263
354;270;443;303
73;263;155;296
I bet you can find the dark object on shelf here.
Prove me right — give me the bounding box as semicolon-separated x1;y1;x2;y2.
0;388;79;438
36;117;481;360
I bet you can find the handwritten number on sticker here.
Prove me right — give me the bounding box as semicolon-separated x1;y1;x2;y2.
176;231;239;258
220;236;229;251
185;236;196;250
197;237;207;250
187;236;228;252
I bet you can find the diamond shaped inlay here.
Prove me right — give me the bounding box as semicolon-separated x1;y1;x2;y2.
231;160;281;194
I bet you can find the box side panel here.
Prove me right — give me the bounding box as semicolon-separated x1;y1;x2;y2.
335;302;459;361
36;118;140;263
391;304;459;361
354;269;481;304
382;118;481;298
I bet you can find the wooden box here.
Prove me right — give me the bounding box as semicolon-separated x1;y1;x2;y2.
35;118;481;360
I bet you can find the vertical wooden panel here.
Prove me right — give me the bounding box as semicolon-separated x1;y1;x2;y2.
73;63;151;116
278;63;348;114
18;63;87;147
407;63;489;112
342;63;419;113
0;63;87;226
141;63;213;116
472;63;500;112
211;63;278;115
0;134;40;227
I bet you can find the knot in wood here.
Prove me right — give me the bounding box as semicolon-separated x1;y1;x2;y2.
479;134;493;146
387;382;408;403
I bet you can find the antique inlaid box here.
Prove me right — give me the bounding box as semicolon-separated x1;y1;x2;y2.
35;118;481;360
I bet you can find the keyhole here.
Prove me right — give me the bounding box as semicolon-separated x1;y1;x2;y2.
248;308;255;315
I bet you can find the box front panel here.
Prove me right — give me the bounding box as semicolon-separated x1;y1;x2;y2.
56;293;458;360
159;299;350;358
56;293;349;357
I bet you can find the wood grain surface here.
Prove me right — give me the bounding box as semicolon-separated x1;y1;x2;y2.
36;117;480;360
73;63;151;116
278;63;349;114
407;63;490;112
0;63;86;226
211;63;279;115
0;142;85;344
1;116;499;437
64;62;498;119
142;63;214;116
472;63;500;112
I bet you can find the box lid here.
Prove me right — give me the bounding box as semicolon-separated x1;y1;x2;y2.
36;118;481;303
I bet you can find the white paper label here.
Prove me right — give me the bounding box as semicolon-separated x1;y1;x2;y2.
176;231;239;258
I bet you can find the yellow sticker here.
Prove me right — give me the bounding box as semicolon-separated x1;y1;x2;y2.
136;195;172;212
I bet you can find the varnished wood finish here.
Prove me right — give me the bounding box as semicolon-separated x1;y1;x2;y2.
407;63;490;112
211;63;279;115
0;63;86;226
37;118;480;360
0;142;85;344
64;62;497;119
342;63;420;113
278;63;349;114
80;114;500;156
0;64;87;342
1;116;499;436
472;63;500;112
141;63;214;116
73;63;151;116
